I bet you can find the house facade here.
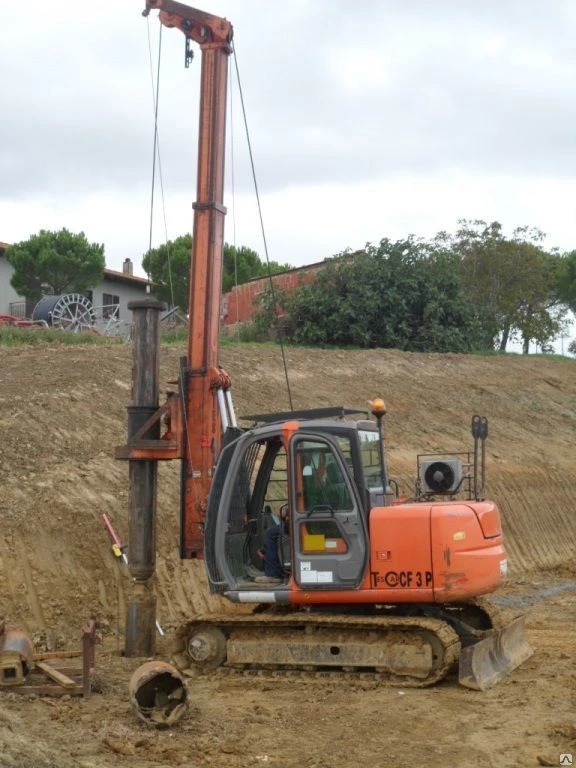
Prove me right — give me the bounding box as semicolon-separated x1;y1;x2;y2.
0;243;152;330
87;260;153;322
0;243;25;316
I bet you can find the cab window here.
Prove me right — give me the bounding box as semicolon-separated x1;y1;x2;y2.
295;440;354;512
358;429;383;489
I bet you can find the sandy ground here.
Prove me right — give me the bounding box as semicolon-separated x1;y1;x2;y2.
0;341;575;767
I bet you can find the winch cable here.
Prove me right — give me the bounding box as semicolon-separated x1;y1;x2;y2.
146;17;176;311
227;54;241;337
146;18;198;512
232;44;294;411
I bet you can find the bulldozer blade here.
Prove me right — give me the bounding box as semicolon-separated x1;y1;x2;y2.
458;615;533;691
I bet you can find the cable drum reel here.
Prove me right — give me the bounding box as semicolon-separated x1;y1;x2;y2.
32;294;96;333
419;459;465;495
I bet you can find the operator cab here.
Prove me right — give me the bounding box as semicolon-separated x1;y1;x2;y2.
204;410;386;600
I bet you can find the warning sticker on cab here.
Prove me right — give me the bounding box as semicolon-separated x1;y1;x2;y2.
300;568;334;584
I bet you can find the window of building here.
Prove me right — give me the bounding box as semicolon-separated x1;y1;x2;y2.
102;293;120;319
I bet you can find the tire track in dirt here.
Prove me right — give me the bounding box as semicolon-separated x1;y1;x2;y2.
0;535;26;625
14;537;45;628
491;471;576;573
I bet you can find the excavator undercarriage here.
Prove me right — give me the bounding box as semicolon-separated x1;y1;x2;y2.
171;601;532;690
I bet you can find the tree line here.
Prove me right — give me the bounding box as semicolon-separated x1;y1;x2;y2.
256;220;576;355
141;234;291;310
5;230;289;310
5;222;576;355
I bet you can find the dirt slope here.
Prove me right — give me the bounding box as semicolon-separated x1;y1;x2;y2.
0;342;574;635
1;341;575;768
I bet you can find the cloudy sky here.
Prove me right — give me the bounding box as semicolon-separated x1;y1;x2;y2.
2;0;576;281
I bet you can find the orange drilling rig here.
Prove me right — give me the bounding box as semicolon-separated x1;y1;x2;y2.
117;0;532;690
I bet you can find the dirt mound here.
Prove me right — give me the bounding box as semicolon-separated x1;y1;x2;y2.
0;342;574;637
1;341;576;768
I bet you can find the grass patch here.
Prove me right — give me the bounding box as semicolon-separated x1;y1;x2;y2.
533;353;575;363
469;348;575;362
220;336;280;349
160;326;189;345
161;325;282;347
0;326;121;347
160;327;576;361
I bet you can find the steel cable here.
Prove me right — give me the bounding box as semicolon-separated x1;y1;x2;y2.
231;44;294;411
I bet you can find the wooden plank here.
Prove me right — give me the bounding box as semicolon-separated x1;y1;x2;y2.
37;667;81;677
33;651;82;662
35;662;76;689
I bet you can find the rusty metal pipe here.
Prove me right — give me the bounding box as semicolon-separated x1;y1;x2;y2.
125;297;165;657
129;660;188;727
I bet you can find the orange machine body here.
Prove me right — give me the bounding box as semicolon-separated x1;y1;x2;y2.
290;500;505;606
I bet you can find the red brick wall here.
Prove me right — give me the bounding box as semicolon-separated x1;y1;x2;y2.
221;262;324;326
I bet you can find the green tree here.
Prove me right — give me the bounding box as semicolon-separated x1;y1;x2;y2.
512;248;566;354
6;229;105;301
556;250;576;312
142;236;291;310
142;234;192;310
454;220;564;353
265;239;485;352
223;245;290;292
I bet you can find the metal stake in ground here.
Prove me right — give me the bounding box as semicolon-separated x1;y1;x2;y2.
102;513;164;637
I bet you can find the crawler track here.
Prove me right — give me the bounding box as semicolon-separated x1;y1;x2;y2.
171;612;462;688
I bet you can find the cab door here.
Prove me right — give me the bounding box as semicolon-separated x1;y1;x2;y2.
289;434;368;589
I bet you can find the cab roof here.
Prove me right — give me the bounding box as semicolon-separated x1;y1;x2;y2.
242;406;369;425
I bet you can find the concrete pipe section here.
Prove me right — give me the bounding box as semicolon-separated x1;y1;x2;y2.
129;661;188;727
0;626;33;686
